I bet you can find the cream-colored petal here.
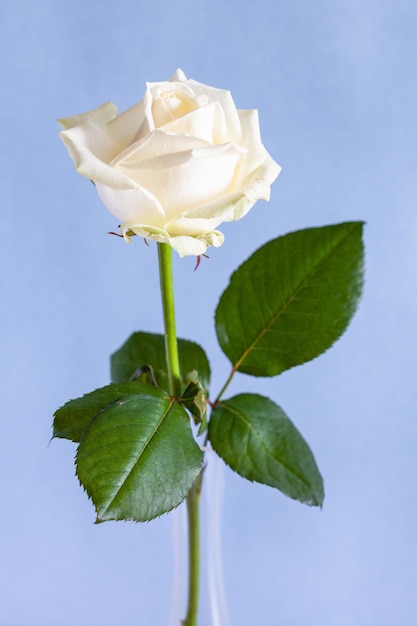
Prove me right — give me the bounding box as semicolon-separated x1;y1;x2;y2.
162;102;227;144
169;69;187;82
240;159;282;203
167;215;222;236
141;82;156;134
168;158;281;235
117;142;245;219
184;80;242;143
142;79;198;132
236;110;269;170
95;182;166;225
152;90;199;128
232;109;281;194
201;230;224;248
58;102;118;131
171;231;224;257
238;109;264;154
113;129;210;168
169;235;209;257
106;100;146;148
59;121;139;189
60;120;119;163
166;193;250;235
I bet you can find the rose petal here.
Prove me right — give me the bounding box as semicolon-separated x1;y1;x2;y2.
151;89;199;128
59;121;139;190
233;110;275;182
184;80;242;143
58;101;118;131
167;157;281;235
169;68;187;82
112;129;211;168
222;109;282;203
106;101;146;148
240;159;282;204
141;79;198;133
95;182;166;225
162;102;227;144
169;230;224;257
201;230;224;248
169;235;208;256
116;142;245;219
166;193;249;235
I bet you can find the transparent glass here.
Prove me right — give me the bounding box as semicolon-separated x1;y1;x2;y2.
169;449;230;626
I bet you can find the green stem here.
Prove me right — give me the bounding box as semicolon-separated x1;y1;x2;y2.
183;473;202;626
157;243;201;626
157;243;181;397
214;367;236;405
203;367;236;448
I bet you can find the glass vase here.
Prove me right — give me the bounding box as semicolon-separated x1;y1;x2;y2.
169;448;230;626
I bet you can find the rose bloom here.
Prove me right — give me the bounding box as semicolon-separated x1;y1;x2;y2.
59;69;281;257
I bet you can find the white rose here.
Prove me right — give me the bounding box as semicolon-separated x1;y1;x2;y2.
59;69;281;257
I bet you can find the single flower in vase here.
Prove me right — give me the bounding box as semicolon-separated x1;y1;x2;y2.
54;69;364;626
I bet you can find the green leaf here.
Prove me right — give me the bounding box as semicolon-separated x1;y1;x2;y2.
76;389;204;522
111;331;211;393
53;381;153;442
209;394;324;507
215;222;364;377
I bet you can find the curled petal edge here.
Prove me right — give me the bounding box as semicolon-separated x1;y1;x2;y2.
58;101;119;131
166;158;282;235
59;124;141;191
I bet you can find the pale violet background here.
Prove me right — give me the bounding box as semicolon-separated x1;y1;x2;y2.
1;1;416;625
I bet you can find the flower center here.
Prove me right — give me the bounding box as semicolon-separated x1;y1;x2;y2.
152;90;199;127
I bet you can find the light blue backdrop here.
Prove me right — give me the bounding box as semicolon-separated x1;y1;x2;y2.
1;1;416;625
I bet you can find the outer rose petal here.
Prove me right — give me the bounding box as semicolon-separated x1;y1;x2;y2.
116;142;246;219
59;121;140;190
233;109;278;189
106;100;147;148
166;202;243;236
167;158;281;236
58;101;118;131
240;159;282;204
95;183;166;226
169;231;224;257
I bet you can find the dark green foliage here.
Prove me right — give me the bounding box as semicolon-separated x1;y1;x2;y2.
210;394;324;506
215;222;364;376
